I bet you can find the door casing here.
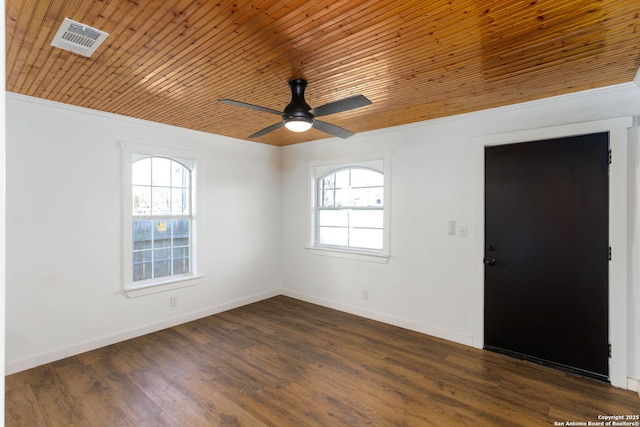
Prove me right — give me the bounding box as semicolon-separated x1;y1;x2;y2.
471;117;631;388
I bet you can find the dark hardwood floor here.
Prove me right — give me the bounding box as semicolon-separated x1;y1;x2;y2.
6;296;640;426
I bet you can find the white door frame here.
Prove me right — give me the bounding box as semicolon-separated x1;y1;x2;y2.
471;117;632;388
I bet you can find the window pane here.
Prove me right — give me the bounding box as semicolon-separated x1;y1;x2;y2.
132;158;151;186
321;174;335;191
350;228;383;250
318;209;348;227
320;186;335;207
151;157;171;186
133;262;152;281
350;187;384;207
132;186;151;215
172;161;190;189
132;218;191;281
154;260;171;278
151;187;171;215
330;188;383;207
173;256;189;275
153;220;172;248
319;173;337;207
350;210;384;228
351;168;383;188
334;169;350;189
173;246;190;275
134;158;191;217
171;188;190;215
133;220;152;249
334;189;352;207
318;227;348;246
320;168;384;206
173;219;190;240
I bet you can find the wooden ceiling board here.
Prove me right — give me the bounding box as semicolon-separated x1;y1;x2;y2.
6;0;640;146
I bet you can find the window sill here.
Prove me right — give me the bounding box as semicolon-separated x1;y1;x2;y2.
124;274;203;298
305;247;390;263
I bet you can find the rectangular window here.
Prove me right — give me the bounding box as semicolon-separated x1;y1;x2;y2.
316;166;384;251
309;154;391;262
121;142;202;297
132;157;192;282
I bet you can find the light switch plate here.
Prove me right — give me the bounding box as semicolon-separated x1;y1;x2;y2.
447;220;456;235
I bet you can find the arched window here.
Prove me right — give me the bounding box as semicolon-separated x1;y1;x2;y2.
317;167;384;252
131;157;192;282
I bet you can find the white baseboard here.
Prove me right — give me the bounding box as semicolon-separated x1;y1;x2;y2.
281;289;473;347
6;289;280;375
628;377;640;394
5;288;472;375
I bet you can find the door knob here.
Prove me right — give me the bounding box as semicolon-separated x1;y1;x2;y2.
484;258;496;266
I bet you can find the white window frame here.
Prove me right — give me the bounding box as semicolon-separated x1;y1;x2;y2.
307;151;392;263
120;141;204;297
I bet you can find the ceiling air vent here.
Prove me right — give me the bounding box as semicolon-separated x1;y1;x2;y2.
50;18;109;58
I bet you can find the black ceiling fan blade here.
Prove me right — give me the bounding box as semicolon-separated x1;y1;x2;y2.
218;99;283;116
249;122;284;138
312;120;355;139
309;95;372;117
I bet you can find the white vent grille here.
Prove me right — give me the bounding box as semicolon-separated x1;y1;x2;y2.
50;18;109;58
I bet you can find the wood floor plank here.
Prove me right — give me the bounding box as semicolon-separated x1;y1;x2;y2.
6;296;640;426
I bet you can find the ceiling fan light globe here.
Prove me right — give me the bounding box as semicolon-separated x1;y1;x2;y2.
284;118;313;132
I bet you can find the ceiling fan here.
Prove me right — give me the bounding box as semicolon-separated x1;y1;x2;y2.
219;79;372;139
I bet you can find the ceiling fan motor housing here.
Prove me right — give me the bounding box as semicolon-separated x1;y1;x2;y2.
283;79;314;124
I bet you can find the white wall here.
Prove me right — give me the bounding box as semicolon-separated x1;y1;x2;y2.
1;4;7;415
280;83;640;387
630;115;640;391
6;94;282;373
6;81;640;390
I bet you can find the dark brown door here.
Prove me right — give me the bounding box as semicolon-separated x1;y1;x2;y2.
484;132;609;382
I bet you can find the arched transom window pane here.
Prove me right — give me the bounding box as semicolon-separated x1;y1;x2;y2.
132;157;191;216
319;167;384;208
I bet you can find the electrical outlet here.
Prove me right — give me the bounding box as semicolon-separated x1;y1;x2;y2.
362;290;369;300
169;296;178;308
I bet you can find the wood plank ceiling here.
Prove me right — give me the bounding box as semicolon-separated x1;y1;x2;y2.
6;0;640;146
